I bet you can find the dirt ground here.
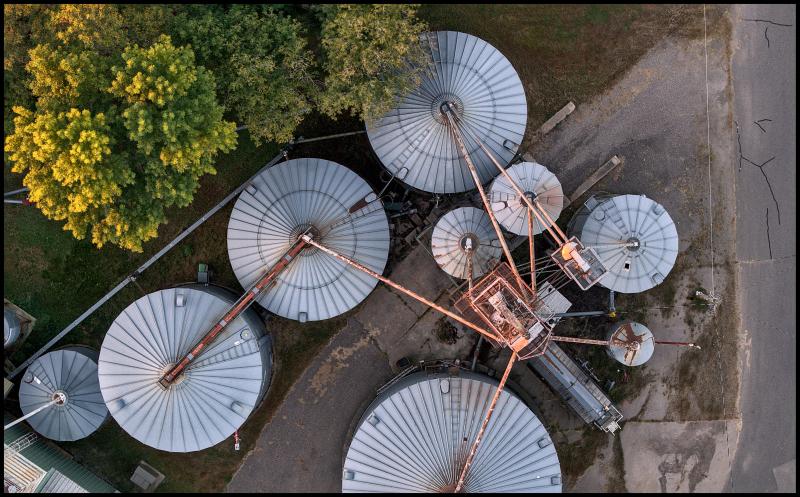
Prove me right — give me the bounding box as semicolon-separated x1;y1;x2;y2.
517;6;742;490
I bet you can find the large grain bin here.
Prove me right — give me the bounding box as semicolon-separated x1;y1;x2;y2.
342;371;562;493
367;31;527;194
227;157;390;322
98;285;272;452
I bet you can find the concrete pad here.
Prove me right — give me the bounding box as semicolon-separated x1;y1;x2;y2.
621;420;740;492
571;434;617;492
772;459;796;493
384;244;455;317
352;286;418;354
384;295;477;369
228;319;393;493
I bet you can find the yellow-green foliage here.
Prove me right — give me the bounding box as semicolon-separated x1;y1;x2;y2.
5;25;236;252
170;5;315;144
317;4;429;124
5;107;135;247
5;4;433;251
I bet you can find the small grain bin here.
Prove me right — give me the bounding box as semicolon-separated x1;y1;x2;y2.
19;347;108;441
489;161;564;236
607;321;655;366
431;207;501;279
568;194;679;293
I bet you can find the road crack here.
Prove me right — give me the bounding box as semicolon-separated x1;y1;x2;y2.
752;118;771;133
741;155;781;224
734;121;743;171
741;18;793;27
765;208;773;259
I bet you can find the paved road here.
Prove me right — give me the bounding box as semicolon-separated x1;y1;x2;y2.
729;4;796;493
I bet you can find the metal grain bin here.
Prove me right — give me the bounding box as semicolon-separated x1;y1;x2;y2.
98;285;272;452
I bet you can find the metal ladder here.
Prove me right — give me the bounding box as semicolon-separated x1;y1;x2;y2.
602;198;629;236
390;126;433;177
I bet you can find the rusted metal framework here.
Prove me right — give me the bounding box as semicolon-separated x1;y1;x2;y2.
155;97;695;489
159;235;308;388
453;263;553;360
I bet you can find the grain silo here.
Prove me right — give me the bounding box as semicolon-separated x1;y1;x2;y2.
18;347;108;441
431;207;501;279
367;31;527;194
568;194;678;293
98;285;272;452
342;370;562;493
227;158;390;322
4;307;20;349
489;161;564;236
606;321;655;366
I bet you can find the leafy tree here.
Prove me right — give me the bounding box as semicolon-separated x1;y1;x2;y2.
5;107;134;240
3;4;51;126
170;5;315;144
4;4;168;128
5;34;236;252
109;36;237;209
316;4;429;124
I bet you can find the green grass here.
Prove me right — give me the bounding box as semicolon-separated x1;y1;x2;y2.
4;4;705;492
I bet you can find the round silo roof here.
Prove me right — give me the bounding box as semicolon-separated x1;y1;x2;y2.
342;371;562;493
19;348;108;441
432;207;501;279
367;31;527;194
489;161;564;236
577;194;679;293
227;158;390;322
607;321;655;366
98;286;272;452
4;308;21;349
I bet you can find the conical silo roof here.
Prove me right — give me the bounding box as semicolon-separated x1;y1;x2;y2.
98;286;272;452
576;195;679;293
342;371;562;493
19;347;108;441
227;158;390;322
432;207;501;279
367;31;527;194
4;308;21;349
607;321;655;366
489;161;564;236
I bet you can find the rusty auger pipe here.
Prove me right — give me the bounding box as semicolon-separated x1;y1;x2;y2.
301;235;504;343
551;336;702;351
159;235;308;388
451;113;568;245
440;106;528;294
466;247;475;292
454;351;517;493
528;209;536;293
